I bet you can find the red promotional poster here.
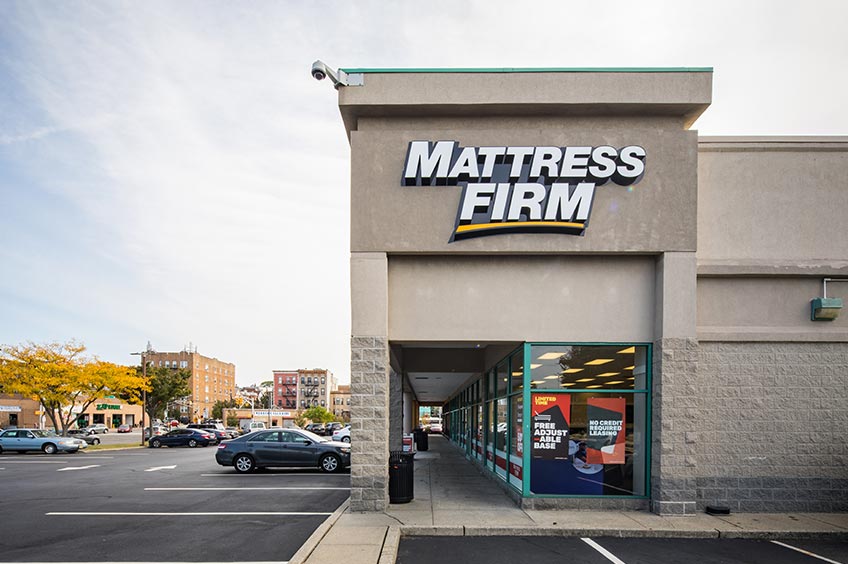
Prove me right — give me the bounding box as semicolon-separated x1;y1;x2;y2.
531;393;571;460
586;397;626;465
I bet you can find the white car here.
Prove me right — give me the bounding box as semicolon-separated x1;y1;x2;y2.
332;426;350;443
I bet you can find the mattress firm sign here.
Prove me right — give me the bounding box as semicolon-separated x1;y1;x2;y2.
402;141;646;242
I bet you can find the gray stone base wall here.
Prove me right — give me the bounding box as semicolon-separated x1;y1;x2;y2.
651;338;700;515
350;336;390;512
698;341;848;512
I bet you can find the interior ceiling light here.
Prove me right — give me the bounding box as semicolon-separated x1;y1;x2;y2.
562;368;584;374
530;380;544;385
576;378;594;383
537;352;565;360
586;385;602;389
627;377;635;380
597;372;620;378
561;383;576;387
624;365;635;371
512;371;522;376
530;363;542;369
604;380;625;385
543;375;559;380
617;346;636;354
585;359;613;366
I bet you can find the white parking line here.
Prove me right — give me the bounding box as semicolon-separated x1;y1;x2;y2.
47;511;332;516
771;540;844;564
145;465;177;472
0;460;69;464
582;538;627;564
145;487;350;491
57;465;100;472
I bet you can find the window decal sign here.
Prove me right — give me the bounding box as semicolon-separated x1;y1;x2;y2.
531;393;571;460
586;397;626;464
402;141;646;242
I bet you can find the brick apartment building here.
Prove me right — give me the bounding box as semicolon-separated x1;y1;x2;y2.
272;368;336;411
330;384;350;421
145;349;236;422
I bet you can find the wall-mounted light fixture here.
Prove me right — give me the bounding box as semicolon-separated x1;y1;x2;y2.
811;278;845;321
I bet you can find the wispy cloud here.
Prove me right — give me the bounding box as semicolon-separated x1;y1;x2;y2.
1;0;847;383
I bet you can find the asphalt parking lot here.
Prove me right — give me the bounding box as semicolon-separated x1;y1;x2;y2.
398;536;848;564
0;445;349;562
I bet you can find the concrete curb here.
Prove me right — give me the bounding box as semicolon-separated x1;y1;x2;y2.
398;526;848;541
378;527;400;564
289;499;350;564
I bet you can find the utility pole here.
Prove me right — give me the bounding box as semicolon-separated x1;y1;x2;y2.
131;343;154;447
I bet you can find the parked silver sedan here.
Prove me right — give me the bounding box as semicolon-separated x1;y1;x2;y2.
0;429;80;454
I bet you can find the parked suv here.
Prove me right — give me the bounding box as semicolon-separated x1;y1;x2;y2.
304;423;326;436
84;424;109;435
325;422;344;435
188;423;230;442
68;429;102;445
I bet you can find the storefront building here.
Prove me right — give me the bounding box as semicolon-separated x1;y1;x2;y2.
0;394;142;429
338;68;848;514
74;398;143;429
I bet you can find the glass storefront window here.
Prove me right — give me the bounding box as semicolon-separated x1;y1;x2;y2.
529;392;647;496
486;401;495;469
530;344;647;391
510;348;524;394
496;362;508;397
474;404;483;461
444;342;649;500
495;398;508;480
509;393;523;490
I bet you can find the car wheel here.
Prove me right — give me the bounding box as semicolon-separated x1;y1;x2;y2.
151;439;162;448
188;439;197;448
320;454;342;473
0;445;3;454
42;443;58;455
342;436;350;443
91;438;100;445
234;454;255;473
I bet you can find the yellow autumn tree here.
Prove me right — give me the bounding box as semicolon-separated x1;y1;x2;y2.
0;341;148;434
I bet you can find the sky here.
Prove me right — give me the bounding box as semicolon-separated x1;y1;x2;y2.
1;1;846;386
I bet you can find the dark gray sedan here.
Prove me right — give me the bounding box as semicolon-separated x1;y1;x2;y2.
215;429;351;473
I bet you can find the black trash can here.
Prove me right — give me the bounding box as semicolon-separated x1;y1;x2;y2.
413;428;429;451
388;451;415;503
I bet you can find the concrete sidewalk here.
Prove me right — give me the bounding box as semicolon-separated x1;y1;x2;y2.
292;436;848;564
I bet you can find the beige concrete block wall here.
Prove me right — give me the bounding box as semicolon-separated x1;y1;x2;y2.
697;341;848;512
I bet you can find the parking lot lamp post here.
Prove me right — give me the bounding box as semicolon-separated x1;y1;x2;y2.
130;350;149;447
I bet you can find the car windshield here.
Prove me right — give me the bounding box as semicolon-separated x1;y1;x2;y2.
298;429;328;443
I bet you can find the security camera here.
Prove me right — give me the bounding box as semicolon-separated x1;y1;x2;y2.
311;60;328;81
310;60;354;88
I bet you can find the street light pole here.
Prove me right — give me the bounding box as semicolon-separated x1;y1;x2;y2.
131;347;151;447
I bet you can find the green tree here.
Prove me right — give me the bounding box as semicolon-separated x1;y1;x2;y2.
0;341;147;434
142;366;191;421
259;391;273;409
303;405;334;424
212;398;239;420
294;409;308;428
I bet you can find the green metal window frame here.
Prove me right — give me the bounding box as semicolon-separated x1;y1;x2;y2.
520;342;652;499
443;341;651;500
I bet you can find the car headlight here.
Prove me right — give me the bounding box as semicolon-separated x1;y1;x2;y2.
338;446;351;454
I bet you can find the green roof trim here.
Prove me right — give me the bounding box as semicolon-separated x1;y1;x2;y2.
340;67;713;74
